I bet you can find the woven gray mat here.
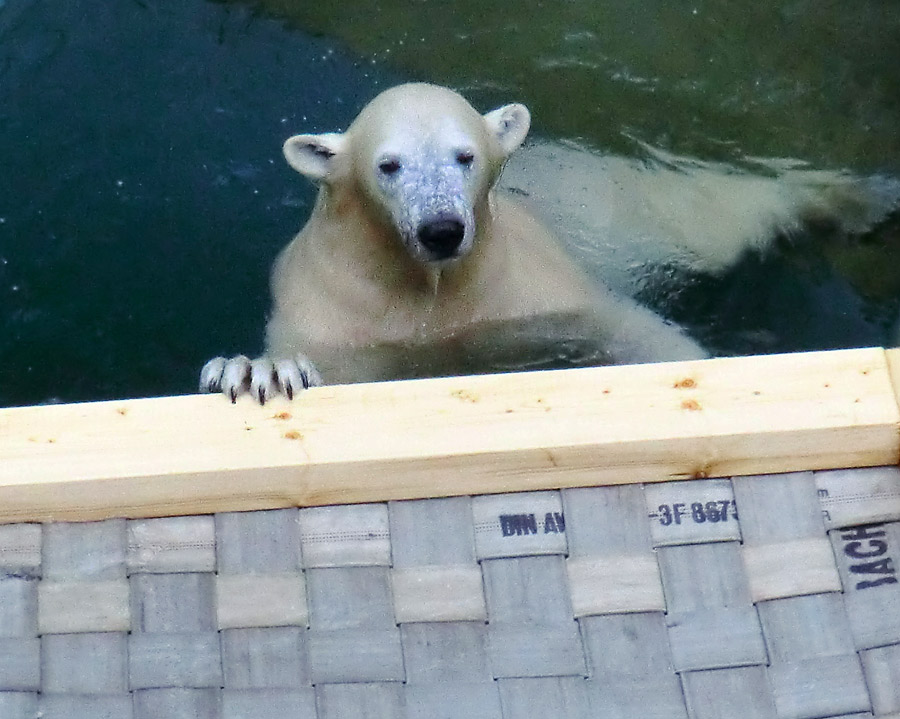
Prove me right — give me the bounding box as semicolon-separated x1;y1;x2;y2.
2;467;900;719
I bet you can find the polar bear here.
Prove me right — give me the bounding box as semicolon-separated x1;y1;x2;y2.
501;140;900;299
200;82;706;402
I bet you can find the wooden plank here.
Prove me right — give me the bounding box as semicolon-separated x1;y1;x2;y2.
886;347;900;409
0;348;898;524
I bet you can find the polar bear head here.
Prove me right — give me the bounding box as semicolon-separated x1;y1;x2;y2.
283;83;530;264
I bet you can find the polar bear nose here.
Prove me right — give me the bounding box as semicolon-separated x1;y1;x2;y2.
417;217;465;259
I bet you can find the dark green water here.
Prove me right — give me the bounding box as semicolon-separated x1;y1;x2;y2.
1;0;898;406
249;0;900;172
0;0;399;405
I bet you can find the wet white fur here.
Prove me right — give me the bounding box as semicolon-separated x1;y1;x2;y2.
201;83;898;401
201;83;706;401
504;140;900;296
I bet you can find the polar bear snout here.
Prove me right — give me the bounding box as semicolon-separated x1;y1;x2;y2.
417;215;466;260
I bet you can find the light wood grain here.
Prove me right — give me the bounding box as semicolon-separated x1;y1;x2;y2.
1;348;898;523
885;347;900;410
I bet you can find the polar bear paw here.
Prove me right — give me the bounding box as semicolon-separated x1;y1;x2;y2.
199;354;323;404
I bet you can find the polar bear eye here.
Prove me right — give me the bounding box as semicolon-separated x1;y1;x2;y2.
378;158;402;176
456;150;475;167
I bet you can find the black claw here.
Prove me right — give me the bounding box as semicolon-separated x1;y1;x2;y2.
258;386;267;405
229;388;237;404
284;382;294;401
300;371;310;390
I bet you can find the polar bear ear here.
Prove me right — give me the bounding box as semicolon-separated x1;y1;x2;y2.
484;103;531;156
283;133;347;182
